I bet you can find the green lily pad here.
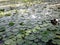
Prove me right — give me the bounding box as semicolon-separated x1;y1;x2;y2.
9;22;15;26
0;26;5;32
5;13;11;16
4;39;16;45
19;22;24;26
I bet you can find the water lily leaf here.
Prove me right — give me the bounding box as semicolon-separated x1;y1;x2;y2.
4;39;16;45
24;40;33;45
16;34;24;39
9;22;15;26
5;13;11;16
34;25;40;30
17;39;24;45
25;34;36;40
19;22;24;26
0;9;4;12
0;26;5;32
32;43;37;45
52;39;60;45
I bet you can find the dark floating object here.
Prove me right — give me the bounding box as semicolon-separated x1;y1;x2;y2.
50;19;58;25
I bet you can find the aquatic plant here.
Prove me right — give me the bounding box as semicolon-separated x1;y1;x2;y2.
9;22;15;26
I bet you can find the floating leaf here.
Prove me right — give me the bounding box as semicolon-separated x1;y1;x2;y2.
9;22;15;26
32;43;37;45
19;22;24;26
17;39;24;45
0;26;5;32
16;34;24;39
4;39;16;45
5;13;11;16
0;9;4;12
52;39;60;45
25;34;36;40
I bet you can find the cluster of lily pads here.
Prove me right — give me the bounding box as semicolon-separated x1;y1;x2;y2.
0;2;60;45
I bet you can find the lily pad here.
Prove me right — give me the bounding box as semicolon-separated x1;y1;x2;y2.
9;22;15;26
